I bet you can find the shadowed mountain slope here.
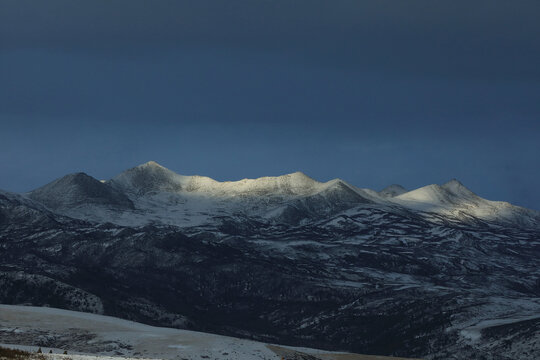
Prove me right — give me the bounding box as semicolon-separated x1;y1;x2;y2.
29;172;134;211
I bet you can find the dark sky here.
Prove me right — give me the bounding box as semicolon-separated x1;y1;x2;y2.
1;1;539;209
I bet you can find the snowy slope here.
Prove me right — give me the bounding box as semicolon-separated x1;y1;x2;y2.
29;173;134;211
0;189;59;227
0;305;407;360
391;179;540;227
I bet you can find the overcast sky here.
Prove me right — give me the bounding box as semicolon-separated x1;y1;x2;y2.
1;1;539;209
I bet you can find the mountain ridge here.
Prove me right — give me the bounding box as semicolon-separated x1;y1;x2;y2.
0;161;534;229
109;161;344;197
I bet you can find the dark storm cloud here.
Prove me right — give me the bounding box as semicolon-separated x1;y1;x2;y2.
2;1;540;80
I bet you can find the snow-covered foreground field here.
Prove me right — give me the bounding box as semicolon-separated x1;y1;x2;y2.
0;305;416;360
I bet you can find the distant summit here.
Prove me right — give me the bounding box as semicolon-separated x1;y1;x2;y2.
395;180;478;207
441;179;478;198
109;161;187;195
29;172;133;211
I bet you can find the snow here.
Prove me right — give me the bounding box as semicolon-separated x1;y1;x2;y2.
0;348;159;360
0;305;365;360
0;304;277;359
394;184;461;208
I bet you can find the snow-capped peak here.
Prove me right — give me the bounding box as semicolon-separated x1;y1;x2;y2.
441;179;478;198
109;161;189;195
393;180;478;207
28;172;133;211
387;179;540;227
138;160;166;169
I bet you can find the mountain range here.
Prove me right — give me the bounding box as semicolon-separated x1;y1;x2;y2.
1;161;539;359
23;161;540;229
